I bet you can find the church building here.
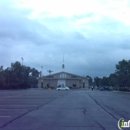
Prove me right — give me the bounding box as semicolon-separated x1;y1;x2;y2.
38;71;88;89
38;56;89;89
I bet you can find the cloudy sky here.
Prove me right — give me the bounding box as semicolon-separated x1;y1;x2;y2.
0;0;130;78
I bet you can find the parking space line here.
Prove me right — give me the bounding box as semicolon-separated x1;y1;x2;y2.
0;95;21;100
0;116;11;117
0;109;10;111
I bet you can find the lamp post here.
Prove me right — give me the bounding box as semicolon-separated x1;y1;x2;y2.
47;70;53;76
41;66;43;77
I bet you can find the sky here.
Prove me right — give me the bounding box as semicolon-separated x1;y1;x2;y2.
0;0;130;78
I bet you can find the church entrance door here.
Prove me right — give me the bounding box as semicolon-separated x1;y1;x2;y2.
57;80;66;87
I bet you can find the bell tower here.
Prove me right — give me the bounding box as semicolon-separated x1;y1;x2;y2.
62;53;65;71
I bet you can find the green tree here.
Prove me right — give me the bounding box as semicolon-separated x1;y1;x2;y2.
0;66;6;89
108;73;118;86
86;75;93;86
115;59;130;87
29;68;39;88
94;77;101;87
0;61;39;89
100;76;109;86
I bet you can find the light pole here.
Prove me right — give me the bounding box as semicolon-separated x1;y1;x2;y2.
21;57;24;66
41;66;43;77
47;70;53;74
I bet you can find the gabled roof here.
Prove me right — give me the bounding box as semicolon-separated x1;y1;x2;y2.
42;71;87;79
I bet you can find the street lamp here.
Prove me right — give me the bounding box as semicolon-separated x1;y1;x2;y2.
41;66;43;76
47;70;53;75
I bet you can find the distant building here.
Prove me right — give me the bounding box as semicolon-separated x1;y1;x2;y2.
38;55;89;89
38;71;89;89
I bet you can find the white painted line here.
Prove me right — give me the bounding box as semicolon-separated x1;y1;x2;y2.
0;116;11;117
0;95;21;100
0;109;10;111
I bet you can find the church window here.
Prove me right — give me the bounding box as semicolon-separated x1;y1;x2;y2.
60;73;66;78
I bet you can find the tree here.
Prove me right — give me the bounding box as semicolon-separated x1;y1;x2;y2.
108;73;118;86
29;68;39;88
0;66;6;89
0;61;39;89
94;77;101;87
86;75;93;86
115;59;130;88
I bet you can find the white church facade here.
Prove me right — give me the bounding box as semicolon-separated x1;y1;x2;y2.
38;56;89;89
38;71;89;89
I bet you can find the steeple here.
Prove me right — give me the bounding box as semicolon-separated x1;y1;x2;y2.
62;53;65;71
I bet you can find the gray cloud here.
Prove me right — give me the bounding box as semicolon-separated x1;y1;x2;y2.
0;1;130;78
0;14;53;45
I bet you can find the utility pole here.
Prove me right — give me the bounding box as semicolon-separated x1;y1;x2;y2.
41;66;43;77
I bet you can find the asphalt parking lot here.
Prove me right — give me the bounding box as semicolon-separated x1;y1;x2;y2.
0;89;69;129
0;89;130;130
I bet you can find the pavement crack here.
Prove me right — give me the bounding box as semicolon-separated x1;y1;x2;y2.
0;98;57;129
83;108;87;115
0;92;72;129
95;121;106;130
0;109;34;129
87;93;118;120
